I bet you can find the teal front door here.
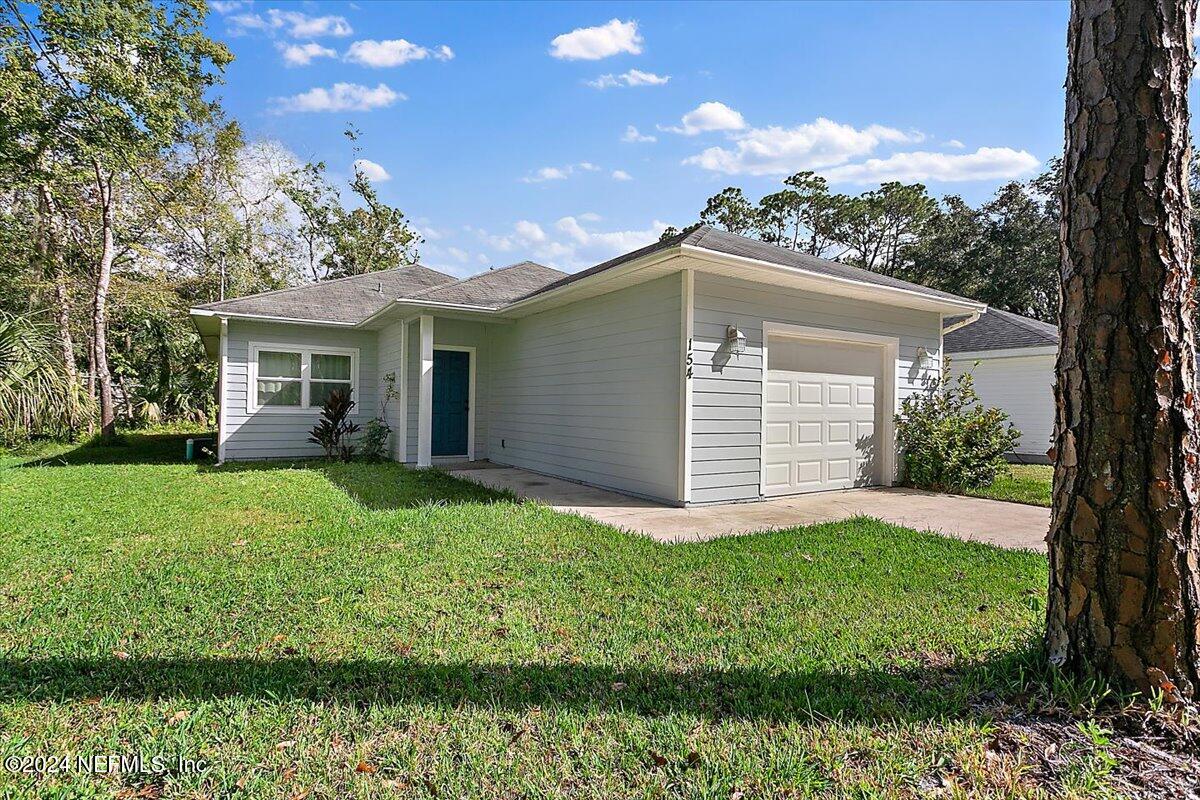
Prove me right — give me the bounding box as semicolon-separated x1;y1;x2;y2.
432;349;470;456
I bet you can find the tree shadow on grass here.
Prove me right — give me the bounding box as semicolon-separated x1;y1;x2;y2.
18;432;214;467
0;643;1044;723
17;432;511;509
200;459;515;510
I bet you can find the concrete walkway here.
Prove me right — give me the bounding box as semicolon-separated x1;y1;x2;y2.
448;465;1050;552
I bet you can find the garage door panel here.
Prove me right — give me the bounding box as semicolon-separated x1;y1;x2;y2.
827;420;851;444
827;383;853;406
796;421;821;444
827;459;852;482
796;460;822;485
763;340;884;496
765;380;791;404
764;461;790;488
796;383;822;405
764;422;791;445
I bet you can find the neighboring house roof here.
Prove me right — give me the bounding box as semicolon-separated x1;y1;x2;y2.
944;307;1059;353
517;225;979;306
192;264;458;325
402;261;567;308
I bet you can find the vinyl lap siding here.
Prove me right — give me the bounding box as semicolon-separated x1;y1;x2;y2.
488;275;681;503
222;320;378;460
377;319;405;460
689;273;942;504
949;353;1055;456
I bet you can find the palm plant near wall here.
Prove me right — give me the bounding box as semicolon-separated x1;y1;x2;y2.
0;311;90;444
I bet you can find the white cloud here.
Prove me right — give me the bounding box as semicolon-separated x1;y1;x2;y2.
269;82;403;114
547;216;668;268
588;68;670;89
622;125;656;143
519;162;602;183
270;9;352;37
353;158;391;182
549;18;642;60
210;1;243;13
469;216;666;270
577;212;602;222
344;38;455;67
822;146;1040;184
521;166;570;183
447;246;470;263
230;9;353;38
278;42;336;67
661;101;746;136
683;117;924;176
611;169;632;181
944;139;966;149
514;220;547;242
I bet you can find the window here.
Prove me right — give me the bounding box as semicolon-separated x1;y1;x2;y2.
249;344;358;413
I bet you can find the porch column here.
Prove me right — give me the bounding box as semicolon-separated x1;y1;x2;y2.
396;320;408;461
417;314;433;467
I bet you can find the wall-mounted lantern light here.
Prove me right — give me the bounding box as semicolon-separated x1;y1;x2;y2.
725;325;747;355
915;345;931;368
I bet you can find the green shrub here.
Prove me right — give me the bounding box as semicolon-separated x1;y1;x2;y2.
308;388;361;461
895;364;1021;492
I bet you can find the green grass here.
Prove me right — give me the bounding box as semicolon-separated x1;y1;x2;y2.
965;465;1054;507
0;433;1120;798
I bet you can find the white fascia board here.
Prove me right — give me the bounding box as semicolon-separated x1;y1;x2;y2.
189;308;357;328
678;245;986;314
356;300;506;328
948;345;1058;360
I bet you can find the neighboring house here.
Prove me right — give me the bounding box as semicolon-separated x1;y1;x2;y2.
944;308;1060;462
190;226;984;506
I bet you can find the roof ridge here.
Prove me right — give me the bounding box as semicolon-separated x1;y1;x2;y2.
399;261;560;301
195;264;455;310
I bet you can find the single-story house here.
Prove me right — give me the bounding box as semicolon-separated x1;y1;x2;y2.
943;308;1059;462
190;226;986;506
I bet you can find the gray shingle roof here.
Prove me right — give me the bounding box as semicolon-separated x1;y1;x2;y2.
193;265;458;324
402;261;566;308
513;225;981;306
193;226;983;325
944;308;1059;353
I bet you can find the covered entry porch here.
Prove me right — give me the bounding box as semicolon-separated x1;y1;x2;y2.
377;313;499;467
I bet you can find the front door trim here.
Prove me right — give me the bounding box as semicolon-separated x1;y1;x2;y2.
432;345;476;461
760;322;900;496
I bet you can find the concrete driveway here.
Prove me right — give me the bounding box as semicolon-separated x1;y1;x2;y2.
448;464;1050;552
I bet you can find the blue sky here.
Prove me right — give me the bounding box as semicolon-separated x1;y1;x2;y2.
209;1;1071;276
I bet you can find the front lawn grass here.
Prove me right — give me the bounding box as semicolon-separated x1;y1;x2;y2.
0;433;1120;798
966;464;1054;507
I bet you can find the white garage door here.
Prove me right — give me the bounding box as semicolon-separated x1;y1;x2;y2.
763;337;884;495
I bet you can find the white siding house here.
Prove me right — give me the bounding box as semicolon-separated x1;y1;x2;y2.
944;308;1059;462
192;226;986;506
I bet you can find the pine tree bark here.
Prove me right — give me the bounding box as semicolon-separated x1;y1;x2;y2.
92;161;116;440
1049;0;1200;699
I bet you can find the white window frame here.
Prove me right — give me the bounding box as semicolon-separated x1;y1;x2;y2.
247;342;360;415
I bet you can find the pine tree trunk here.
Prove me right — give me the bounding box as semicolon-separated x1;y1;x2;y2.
92;162;116;440
1049;0;1200;699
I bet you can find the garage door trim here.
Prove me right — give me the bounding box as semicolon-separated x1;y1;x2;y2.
759;322;900;496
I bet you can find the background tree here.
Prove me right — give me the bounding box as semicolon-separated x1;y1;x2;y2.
4;0;232;438
1049;0;1200;699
